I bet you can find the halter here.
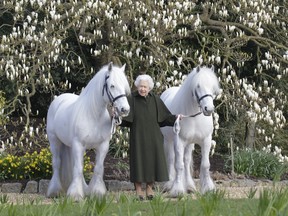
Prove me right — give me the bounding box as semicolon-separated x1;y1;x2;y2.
173;91;214;134
102;74;126;106
195;90;213;104
102;74;127;135
180;90;213;118
173;66;218;137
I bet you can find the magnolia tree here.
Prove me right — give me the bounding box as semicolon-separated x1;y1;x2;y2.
0;0;287;153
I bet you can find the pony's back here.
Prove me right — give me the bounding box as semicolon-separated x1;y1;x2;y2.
161;86;179;110
47;93;78;136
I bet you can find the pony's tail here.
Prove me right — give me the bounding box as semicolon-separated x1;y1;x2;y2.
60;144;73;192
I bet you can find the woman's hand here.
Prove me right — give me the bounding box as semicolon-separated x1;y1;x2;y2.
177;114;183;120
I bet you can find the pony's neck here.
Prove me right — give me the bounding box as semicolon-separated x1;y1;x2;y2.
174;72;200;115
76;69;108;118
176;90;200;115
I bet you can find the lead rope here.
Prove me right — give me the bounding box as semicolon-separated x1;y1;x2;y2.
173;111;202;136
111;116;122;137
105;103;125;138
108;104;123;137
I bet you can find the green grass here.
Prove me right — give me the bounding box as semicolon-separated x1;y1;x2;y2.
0;193;259;216
2;187;288;216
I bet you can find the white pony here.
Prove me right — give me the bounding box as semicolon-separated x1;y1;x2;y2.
160;66;220;197
46;63;130;201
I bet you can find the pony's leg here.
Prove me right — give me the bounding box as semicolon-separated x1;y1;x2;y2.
169;138;186;197
47;136;64;198
184;144;196;193
88;141;109;197
163;138;175;192
66;141;85;201
199;138;215;194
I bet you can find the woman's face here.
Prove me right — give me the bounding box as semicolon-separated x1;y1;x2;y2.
137;80;150;97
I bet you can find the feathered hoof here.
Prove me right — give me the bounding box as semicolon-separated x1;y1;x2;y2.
87;188;107;198
201;183;216;194
67;191;85;202
187;187;197;194
46;182;63;198
168;190;185;198
163;181;173;193
168;184;186;198
88;192;106;200
87;180;107;197
46;190;62;198
186;183;197;194
67;185;85;201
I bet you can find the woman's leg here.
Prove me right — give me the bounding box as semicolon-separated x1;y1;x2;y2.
134;182;144;200
146;182;154;200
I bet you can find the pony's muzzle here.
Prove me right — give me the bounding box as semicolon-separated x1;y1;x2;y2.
203;106;214;116
119;107;130;117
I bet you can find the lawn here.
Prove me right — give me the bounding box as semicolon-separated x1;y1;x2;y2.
1;189;286;216
0;197;257;216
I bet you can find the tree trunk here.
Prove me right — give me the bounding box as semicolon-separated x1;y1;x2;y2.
245;121;255;148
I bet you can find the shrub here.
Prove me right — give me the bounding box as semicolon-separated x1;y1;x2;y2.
225;145;288;179
0;148;93;181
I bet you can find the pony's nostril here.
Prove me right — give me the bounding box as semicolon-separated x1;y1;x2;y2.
205;106;214;112
121;107;129;114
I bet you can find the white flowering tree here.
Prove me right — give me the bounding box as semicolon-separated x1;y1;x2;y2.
0;0;287;153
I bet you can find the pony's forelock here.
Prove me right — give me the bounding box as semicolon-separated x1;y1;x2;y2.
188;66;220;95
108;64;131;95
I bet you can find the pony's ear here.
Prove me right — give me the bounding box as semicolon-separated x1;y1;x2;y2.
211;65;215;71
121;63;126;72
108;62;113;72
196;65;200;72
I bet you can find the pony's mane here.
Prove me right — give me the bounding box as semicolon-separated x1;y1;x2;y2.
182;66;220;96
170;66;220;114
73;64;130;117
77;65;109;108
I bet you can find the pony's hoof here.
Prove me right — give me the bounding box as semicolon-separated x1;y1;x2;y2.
168;192;184;198
187;189;197;194
68;193;84;202
169;189;185;198
201;183;216;194
186;185;197;194
46;187;63;198
163;182;173;192
46;191;60;198
67;188;85;201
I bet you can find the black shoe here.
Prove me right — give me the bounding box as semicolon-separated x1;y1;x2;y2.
147;195;154;200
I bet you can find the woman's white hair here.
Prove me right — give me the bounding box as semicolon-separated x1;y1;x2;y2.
134;74;154;90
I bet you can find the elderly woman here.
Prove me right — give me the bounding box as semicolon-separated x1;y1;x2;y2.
121;74;181;200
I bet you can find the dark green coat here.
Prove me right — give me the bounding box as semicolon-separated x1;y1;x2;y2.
121;91;177;183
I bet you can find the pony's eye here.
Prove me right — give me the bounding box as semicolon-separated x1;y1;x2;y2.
110;84;115;89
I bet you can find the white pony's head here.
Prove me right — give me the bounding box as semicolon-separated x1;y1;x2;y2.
102;62;131;117
190;66;220;116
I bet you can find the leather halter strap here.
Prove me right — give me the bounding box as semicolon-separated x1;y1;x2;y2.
198;93;213;103
102;74;126;105
182;91;213;118
195;90;213;103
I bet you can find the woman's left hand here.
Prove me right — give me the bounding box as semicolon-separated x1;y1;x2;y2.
177;114;183;120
